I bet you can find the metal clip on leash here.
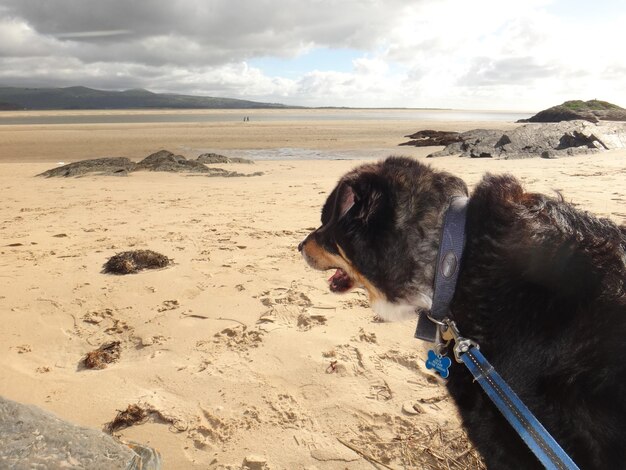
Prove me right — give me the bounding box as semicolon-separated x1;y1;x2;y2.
440;318;479;363
432;318;579;470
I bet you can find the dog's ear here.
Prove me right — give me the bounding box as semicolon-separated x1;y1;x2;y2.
337;183;356;219
344;173;389;225
321;183;356;225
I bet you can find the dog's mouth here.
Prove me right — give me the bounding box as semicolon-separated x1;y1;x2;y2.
328;268;354;293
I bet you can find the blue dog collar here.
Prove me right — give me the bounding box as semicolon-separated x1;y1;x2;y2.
415;196;468;342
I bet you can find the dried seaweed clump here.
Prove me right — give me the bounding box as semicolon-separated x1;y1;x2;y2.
83;341;121;369
103;250;170;275
106;404;148;433
105;403;187;434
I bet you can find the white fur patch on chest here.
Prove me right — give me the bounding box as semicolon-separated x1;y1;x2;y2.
371;293;432;322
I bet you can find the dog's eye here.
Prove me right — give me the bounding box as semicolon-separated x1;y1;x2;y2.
313;227;340;255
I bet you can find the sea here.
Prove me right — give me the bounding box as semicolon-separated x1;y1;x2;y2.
0;108;532;161
0;108;531;126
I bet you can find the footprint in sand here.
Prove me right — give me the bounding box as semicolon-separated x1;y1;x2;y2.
325;344;393;402
265;393;311;429
256;284;328;331
187;405;262;450
76;308;135;346
377;349;441;385
353;327;377;344
196;324;265;357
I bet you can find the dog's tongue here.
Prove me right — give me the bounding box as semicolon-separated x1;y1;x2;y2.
329;268;352;292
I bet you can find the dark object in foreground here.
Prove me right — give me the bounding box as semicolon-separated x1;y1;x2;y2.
299;156;626;469
103;250;170;275
83;341;121;369
399;129;462;147
0;395;161;469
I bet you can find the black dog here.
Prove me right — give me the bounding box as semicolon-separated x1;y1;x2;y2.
299;156;626;469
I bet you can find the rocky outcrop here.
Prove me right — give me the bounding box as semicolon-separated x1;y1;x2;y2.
38;150;263;177
399;130;462;147
519;100;626;123
428;121;626;159
196;153;254;164
135;150;210;173
0;396;161;469
37;157;136;177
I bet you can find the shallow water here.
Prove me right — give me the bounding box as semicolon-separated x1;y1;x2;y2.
0;108;531;125
227;147;408;161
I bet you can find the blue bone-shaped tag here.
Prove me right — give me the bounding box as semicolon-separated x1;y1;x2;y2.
425;349;452;378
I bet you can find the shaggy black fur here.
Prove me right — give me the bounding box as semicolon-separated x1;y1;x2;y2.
301;157;626;469
451;173;626;469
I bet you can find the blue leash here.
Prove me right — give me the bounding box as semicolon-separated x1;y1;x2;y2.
461;346;579;470
425;319;580;469
417;197;580;470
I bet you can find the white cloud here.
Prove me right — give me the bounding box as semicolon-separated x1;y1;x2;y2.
0;18;65;56
0;0;624;109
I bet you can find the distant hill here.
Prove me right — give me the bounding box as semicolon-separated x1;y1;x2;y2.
0;86;293;110
518;100;626;123
0;101;22;110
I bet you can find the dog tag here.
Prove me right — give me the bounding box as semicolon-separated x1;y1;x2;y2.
425;350;452;378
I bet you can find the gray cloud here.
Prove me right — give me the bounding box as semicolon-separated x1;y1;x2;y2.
458;57;559;87
0;0;407;65
54;30;132;39
0;0;414;104
0;0;624;109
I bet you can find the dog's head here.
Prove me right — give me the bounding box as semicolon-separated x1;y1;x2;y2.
299;156;468;321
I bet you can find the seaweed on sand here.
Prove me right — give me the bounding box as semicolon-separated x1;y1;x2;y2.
105;404;187;434
83;341;121;369
103;250;171;275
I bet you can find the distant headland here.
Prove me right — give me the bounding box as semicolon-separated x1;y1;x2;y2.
518;99;626;123
0;85;296;110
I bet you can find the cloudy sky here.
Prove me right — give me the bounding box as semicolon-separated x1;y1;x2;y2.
0;0;624;110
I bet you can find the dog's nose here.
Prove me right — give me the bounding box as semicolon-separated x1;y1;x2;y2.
299;232;314;252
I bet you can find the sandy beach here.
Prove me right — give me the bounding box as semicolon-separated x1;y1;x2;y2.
1;111;625;469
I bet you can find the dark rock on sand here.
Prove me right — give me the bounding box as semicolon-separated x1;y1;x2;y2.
135;150;210;173
399;130;462;147
103;250;171;275
195;168;265;177
196;152;254;164
428;129;503;158
518;100;626;123
428;120;626;159
38;150;262;177
37;157;136;177
0;395;161;470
